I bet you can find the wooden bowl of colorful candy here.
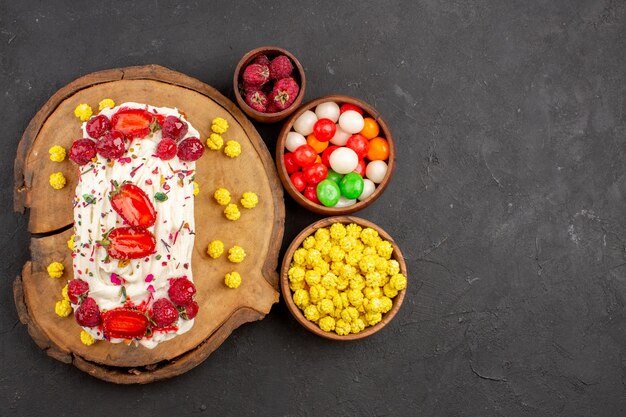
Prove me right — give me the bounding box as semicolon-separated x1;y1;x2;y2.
280;216;408;340
276;95;395;214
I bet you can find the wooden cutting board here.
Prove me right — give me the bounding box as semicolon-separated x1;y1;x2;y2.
13;65;285;384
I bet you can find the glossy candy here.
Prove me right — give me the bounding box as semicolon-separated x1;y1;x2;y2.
302;163;328;185
346;134;369;159
338;110;365;134
339;172;365;199
313;118;336;142
360;117;380;139
315;102;340;122
340;103;363;115
321;145;339;167
367;137;390;160
366;160;388;184
358;178;376;201
293;144;317;167
307;134;329;154
353;158;366;177
316;179;341;207
285;131;307;152
335;196;357;208
303;185;321;204
329;147;358;174
330;125;351;146
326;169;343;184
290;172;307;192
293;110;317;136
284;152;300;174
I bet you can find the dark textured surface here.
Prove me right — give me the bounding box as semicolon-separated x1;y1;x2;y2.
1;0;625;415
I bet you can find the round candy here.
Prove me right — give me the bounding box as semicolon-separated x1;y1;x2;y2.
329;147;358;174
339;172;365;199
360;117;380;139
290;172;307;192
321;145;339;167
340;103;363;115
365;160;388;184
338;110;365;134
303;185;321;204
315;102;340;122
302;163;328;185
293;110;318;136
307;134;329;154
358;179;376;201
367;137;390;161
285;132;307;152
293;144;317;167
326;169;343;184
284;152;299;174
353;158;366;177
313;118;336;142
316;179;341;207
335;196;357;208
330;125;351;146
346;134;369;159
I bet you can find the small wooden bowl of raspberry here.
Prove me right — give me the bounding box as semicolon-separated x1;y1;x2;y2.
234;46;306;123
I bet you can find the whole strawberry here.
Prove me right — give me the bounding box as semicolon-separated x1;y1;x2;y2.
168;277;196;307
245;90;268;112
242;63;270;88
181;301;199;319
151;298;179;328
269;55;293;79
269;77;300;110
75;297;102;327
67;279;89;304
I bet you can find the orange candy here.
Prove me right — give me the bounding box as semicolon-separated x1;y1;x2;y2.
315;155;322;164
367;137;389;161
360;118;380;139
307;134;329;154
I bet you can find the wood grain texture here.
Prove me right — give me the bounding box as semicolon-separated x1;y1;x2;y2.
13;65;285;383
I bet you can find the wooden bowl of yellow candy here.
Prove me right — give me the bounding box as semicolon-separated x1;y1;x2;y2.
281;216;408;340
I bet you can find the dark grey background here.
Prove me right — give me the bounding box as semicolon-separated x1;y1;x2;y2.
1;1;625;416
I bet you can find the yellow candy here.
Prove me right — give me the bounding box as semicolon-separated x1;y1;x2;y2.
336;276;349;291
61;284;69;301
98;98;115;111
289;280;306;291
47;262;64;278
362;246;376;256
329;245;345;262
366;297;384;314
349;274;365;291
364;286;382;300
211;117;229;134
380;296;393;313
206;133;224;150
365;311;382;326
224;203;240;221
318;316;336;332
341;307;359;323
340;236;357;252
213;187;231;205
80;330;96;346
240;192;258;209
376;241;394;260
224;271;242;288
306;249;322;266
346;223;362;238
74;103;93;121
304;269;321;286
351;318;366;333
224;140;241;158
330;223;347;240
228;246;246;263
375;256;388;273
365;271;383;288
304;305;320;322
360;227;379;246
390;273;407;291
317;299;334;315
332;293;344;309
316;240;332;256
293;289;310;308
207;240;224;259
312;260;329;275
387;259;400;276
55;299;72;317
359;255;377;274
335;319;351;336
193;181;199;196
292;248;308;266
49;172;66;190
48;145;66;162
314;227;330;242
302;236;316;250
383;283;399;298
345;250;363;266
321;272;338;290
67;234;75;251
288;265;305;283
347;289;364;307
309;285;327;303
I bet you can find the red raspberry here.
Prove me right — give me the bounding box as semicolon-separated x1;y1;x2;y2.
245;90;268;112
253;54;271;67
266;101;280;114
75;297;102;328
151;298;179;328
168;277;196;306
85;115;111;139
96;130;126;160
269;77;299;110
242;63;270;88
69;138;97;165
177;137;204;162
161;116;188;142
155;138;177;160
181;301;199;319
67;279;89;304
269;55;293;79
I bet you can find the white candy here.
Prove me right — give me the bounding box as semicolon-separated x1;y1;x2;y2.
329;147;358;174
329;125;351;146
315;102;340;123
335;196;357;208
285;132;307;152
293;110;317;136
357;179;376;201
365;160;388;184
338;110;364;134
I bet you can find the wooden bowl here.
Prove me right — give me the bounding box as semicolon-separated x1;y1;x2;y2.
276;95;395;215
280;216;407;341
233;46;306;123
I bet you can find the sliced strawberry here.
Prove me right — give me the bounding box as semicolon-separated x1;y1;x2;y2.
109;182;156;229
102;308;149;339
111;108;154;139
100;227;156;260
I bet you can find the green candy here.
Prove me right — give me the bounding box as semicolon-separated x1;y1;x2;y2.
316;179;341;207
326;169;344;184
339;172;365;199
